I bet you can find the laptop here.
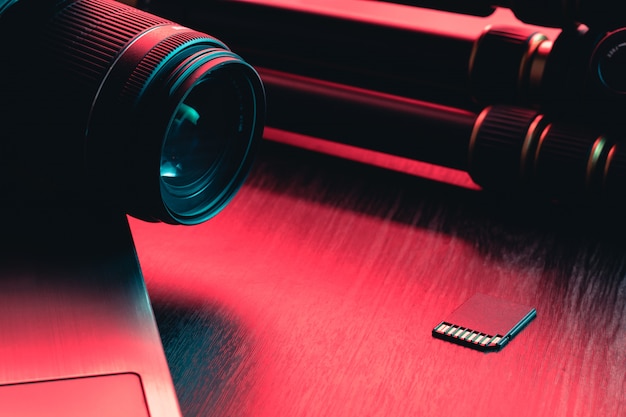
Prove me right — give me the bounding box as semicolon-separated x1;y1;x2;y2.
0;203;182;417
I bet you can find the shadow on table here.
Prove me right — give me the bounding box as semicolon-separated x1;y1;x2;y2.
152;299;257;417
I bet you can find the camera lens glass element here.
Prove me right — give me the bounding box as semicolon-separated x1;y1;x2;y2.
160;67;258;222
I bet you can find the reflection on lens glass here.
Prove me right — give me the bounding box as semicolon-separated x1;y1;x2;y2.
161;95;226;192
161;103;205;182
160;68;254;221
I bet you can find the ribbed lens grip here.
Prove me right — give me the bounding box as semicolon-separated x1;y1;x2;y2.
469;105;540;190
44;0;170;86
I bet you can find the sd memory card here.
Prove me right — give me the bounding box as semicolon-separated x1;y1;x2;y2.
432;293;536;352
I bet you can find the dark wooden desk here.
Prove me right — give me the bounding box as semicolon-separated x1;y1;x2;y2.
130;139;625;417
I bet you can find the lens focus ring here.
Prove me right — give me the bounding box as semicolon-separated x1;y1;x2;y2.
45;0;171;86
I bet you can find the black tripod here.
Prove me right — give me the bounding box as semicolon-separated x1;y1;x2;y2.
138;0;626;206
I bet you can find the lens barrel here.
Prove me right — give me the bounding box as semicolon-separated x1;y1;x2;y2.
0;0;265;224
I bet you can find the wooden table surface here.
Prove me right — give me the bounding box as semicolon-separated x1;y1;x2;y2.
129;137;625;417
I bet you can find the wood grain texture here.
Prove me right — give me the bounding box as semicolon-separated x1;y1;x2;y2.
130;141;625;417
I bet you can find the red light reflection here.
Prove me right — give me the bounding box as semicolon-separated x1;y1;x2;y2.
263;127;481;191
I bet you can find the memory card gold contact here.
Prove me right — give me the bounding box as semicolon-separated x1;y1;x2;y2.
432;293;536;352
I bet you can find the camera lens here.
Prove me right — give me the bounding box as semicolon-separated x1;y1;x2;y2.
0;0;264;224
160;66;259;223
111;36;265;225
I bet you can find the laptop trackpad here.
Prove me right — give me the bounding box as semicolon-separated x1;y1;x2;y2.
0;373;150;417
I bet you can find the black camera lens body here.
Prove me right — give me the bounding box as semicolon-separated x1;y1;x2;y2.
0;0;265;224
